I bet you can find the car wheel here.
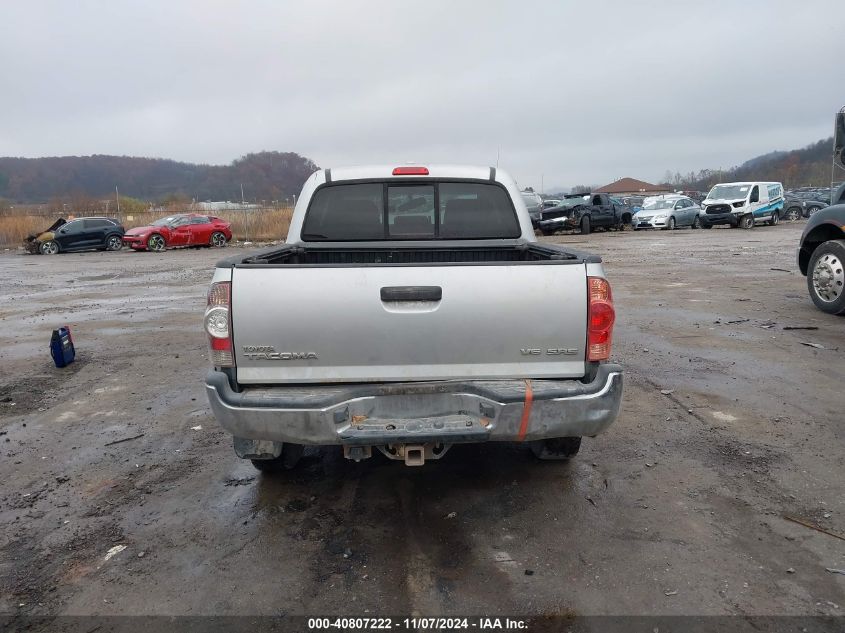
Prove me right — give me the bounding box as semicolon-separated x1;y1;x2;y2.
250;443;305;473
666;217;676;230
147;233;166;252
39;240;59;255
804;205;821;218
691;215;701;229
740;214;754;229
769;212;780;226
530;437;582;460
580;216;591;235
106;235;123;251
785;207;802;222
210;231;228;248
807;240;845;315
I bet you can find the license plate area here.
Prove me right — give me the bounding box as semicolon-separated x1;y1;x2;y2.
338;414;491;445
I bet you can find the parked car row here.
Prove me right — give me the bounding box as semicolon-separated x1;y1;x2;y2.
536;181;815;235
24;213;233;254
791;186;831;204
787;189;829;217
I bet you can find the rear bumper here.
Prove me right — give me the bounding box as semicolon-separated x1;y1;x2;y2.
205;364;623;445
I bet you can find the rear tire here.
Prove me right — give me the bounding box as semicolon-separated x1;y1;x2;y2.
210;231;228;248
691;215;701;229
580;216;591;235
769;212;780;226
106;234;123;251
530;437;582;460
251;443;305;473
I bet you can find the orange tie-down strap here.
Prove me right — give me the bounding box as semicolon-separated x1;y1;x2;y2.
516;379;534;441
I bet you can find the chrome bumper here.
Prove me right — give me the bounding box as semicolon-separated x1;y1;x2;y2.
205;364;623;446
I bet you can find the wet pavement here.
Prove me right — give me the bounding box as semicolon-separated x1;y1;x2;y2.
0;223;843;619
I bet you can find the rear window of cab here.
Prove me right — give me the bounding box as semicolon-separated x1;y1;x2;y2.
301;181;521;241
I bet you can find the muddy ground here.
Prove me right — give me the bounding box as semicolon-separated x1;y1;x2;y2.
0;223;843;623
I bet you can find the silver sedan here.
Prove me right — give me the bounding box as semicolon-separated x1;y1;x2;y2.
633;196;701;230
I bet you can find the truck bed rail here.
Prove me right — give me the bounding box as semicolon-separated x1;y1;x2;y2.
218;242;601;268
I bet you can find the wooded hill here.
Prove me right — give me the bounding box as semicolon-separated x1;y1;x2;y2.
0;151;319;204
665;138;835;191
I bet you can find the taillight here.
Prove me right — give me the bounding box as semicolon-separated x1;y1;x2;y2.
205;282;234;367
587;277;615;361
392;166;429;175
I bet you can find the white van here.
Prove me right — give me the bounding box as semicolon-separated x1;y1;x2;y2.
700;182;784;229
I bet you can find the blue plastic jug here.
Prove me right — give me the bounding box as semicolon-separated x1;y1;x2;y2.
50;326;75;368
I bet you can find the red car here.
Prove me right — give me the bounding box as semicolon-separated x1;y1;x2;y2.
123;214;233;251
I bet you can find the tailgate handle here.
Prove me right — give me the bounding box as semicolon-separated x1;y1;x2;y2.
380;286;442;302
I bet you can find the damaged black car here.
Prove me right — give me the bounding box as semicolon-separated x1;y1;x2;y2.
25;217;125;254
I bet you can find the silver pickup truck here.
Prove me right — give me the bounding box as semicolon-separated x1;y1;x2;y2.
204;165;622;470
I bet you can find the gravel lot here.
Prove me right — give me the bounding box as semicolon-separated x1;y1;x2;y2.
1;223;843;622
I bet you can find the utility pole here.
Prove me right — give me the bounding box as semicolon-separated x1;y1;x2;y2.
115;186;121;220
541;174;544;195
240;183;248;243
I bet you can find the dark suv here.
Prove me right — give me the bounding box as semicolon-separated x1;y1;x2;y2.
32;217;125;254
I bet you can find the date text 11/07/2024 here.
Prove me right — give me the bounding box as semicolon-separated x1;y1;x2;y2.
307;617;528;630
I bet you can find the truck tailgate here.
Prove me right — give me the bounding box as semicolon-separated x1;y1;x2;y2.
231;264;587;384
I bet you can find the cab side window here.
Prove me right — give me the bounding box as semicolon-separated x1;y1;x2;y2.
749;186;759;203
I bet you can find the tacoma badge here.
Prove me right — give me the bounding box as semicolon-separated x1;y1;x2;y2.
243;345;318;360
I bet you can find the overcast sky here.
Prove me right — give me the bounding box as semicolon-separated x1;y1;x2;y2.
1;1;842;190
